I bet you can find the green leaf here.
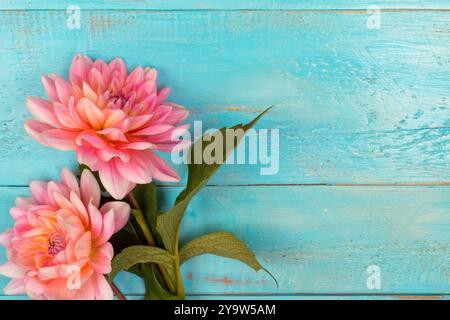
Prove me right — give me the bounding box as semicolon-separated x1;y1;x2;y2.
133;183;163;245
179;231;277;285
110;245;175;281
157;107;272;254
142;264;179;300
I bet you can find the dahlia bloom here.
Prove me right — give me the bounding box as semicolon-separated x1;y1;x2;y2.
25;55;189;199
0;168;130;299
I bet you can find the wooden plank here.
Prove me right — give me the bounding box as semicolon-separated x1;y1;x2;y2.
1;185;449;295
0;10;448;186
0;1;449;10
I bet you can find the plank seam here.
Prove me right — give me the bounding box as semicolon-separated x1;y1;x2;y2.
1;9;450;13
2;183;450;188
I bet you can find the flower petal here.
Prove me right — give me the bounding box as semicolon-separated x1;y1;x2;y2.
148;151;180;182
88;202;102;238
89;249;112;274
74;231;92;260
54;77;74;105
0;262;26;278
41;75;59;102
70;54;93;85
115;150;153;184
24;120;53;146
30;181;49;204
100;201;130;233
40;129;78;151
98;163;135;200
94;273;114;300
61;168;80;195
95;209;114;245
26;97;60;127
76;98;105;129
80;169;101;208
3;279;26;295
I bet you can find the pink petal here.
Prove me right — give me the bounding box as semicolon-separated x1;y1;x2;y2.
0;230;12;247
88;202;102;238
75;131;109;149
54;78;74;105
98;163;135;200
41;129;78;151
97;128;128;142
95;209;114;245
3;279;26;295
10;207;26;219
0;262;26;278
151;105;173;124
148;152;180;182
155;139;191;153
74;231;92;260
164;103;189;124
53;191;77;212
56;209;85;239
103;109;127;128
115;150;153;184
88;68;106;92
89;249;112;274
100;201;130;233
98;242;114;260
119;141;154;150
97;148;130;163
82;81;98;102
156;87;171;105
24;120;52;146
70;191;89;227
41;75;59;101
131;124;172;136
126;67;144;85
70;54;93;85
127;114;153;131
80;169;101;208
76;98;106;129
76;145;100;171
61;168;80;195
30;181;49;204
94;273;114;300
53;102;80;129
108;58;127;79
26;97;60;127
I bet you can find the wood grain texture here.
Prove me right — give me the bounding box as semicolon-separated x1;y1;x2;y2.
1;1;449;10
0;10;449;186
1;185;449;296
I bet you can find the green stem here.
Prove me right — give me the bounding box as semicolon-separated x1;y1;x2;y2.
127;192;177;295
174;255;185;299
131;207;156;247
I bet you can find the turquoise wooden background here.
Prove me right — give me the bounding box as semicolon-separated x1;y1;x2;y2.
0;1;449;300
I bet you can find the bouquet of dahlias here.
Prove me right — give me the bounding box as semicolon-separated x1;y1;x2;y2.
0;55;273;300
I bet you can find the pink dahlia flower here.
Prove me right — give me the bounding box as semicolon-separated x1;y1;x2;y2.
25;55;189;199
0;168;130;300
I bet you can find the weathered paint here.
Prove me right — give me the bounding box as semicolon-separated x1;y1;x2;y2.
0;10;449;185
1;186;449;296
1;1;449;10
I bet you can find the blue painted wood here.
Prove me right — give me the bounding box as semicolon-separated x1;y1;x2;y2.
0;3;449;300
1;1;449;10
0;10;449;186
1;185;449;296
